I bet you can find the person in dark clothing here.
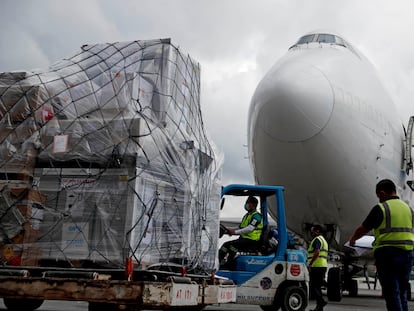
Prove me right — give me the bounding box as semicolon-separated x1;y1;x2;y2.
219;196;263;269
349;179;414;311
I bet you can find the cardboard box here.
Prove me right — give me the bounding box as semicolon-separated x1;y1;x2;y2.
20;222;41;266
10;188;46;204
0;85;45;123
0;231;27;266
0;144;38;176
6;188;46;267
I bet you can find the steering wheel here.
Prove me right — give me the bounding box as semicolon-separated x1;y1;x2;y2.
219;224;229;238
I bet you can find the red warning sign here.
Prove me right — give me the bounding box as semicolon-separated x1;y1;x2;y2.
290;264;301;276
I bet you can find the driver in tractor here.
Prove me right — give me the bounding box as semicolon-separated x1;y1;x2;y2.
218;196;263;269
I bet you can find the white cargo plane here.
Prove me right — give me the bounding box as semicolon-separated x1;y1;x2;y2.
247;31;414;297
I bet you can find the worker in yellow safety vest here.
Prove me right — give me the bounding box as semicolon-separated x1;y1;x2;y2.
350;179;414;311
219;196;263;269
307;225;328;311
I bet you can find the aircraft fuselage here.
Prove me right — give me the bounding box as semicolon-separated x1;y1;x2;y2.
248;34;413;248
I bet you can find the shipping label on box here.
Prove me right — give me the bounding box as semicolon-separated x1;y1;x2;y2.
10;189;46;203
61;222;89;257
53;135;69;153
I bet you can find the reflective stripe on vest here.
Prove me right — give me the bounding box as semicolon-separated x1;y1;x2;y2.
373;200;414;251
240;211;263;241
307;235;328;267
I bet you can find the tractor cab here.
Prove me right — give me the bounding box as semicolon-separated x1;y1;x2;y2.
218;184;291;268
216;184;309;310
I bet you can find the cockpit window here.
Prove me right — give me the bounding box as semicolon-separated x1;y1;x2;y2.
296;34;316;45
335;36;346;46
291;33;359;58
295;33;339;45
316;34;335;43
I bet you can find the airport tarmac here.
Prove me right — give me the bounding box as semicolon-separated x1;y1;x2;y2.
0;290;413;311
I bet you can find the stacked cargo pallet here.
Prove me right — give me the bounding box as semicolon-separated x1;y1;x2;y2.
0;40;222;273
0;72;48;267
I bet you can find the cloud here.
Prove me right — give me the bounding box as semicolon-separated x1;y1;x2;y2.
201;62;261;184
0;0;122;69
0;28;50;72
2;0;414;186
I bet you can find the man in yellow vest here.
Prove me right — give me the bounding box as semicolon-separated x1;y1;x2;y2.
308;224;328;311
219;196;263;269
349;179;414;311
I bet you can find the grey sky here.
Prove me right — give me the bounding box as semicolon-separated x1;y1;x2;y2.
2;0;414;187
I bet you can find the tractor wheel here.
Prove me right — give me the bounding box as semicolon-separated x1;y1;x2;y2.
327;267;342;301
280;286;307;311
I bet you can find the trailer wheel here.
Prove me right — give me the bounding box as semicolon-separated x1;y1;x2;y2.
280;286;307;311
327;267;342;301
3;298;43;311
347;279;358;297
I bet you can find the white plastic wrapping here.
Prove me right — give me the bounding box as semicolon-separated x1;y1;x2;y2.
0;39;222;273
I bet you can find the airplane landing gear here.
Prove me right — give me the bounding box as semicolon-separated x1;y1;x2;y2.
347;279;358;297
326;255;375;300
327;267;342;301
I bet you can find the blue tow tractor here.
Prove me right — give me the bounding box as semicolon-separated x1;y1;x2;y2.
216;184;309;311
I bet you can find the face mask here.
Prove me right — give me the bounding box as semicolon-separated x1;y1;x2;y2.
244;203;250;211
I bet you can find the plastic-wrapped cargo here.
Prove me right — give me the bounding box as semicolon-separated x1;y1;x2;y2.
0;39;222;273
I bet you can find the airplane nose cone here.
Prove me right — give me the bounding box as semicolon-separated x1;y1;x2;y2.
253;61;334;142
